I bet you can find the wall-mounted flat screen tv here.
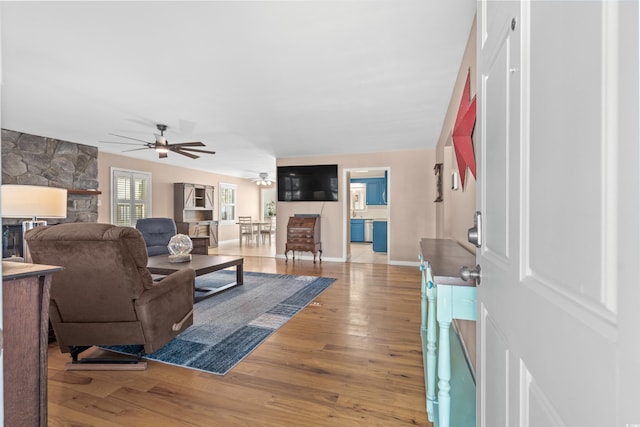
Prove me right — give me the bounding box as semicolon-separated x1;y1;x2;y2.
277;164;338;202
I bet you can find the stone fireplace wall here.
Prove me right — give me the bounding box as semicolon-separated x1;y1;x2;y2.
1;128;100;225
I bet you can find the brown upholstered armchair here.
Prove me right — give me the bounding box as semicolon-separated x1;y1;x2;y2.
25;222;195;368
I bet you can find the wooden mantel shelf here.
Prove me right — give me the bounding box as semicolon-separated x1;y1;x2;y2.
67;189;102;195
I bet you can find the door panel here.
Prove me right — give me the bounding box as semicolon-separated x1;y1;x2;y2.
526;2;608;312
480;305;509;427
477;1;638;426
520;363;565;427
483;39;510;262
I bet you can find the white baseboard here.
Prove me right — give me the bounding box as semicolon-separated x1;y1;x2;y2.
389;259;420;267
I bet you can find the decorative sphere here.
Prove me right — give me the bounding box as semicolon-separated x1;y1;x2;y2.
167;234;193;255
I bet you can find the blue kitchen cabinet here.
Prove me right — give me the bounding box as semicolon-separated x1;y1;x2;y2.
383;170;388;204
351;177;387;205
366;179;384;205
350;219;365;242
372;220;387;252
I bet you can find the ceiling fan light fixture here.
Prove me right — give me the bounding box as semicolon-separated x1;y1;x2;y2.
103;122;215;160
252;172;273;186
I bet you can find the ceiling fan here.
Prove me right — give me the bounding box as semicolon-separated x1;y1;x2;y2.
250;172;274;186
101;124;216;159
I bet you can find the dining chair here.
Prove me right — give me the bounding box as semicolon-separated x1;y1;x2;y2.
260;216;276;245
238;216;254;246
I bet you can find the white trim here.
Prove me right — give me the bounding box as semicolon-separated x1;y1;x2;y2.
110;167;152;226
218;182;237;225
343;167;391;264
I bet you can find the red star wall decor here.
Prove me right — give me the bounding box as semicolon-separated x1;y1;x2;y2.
452;68;477;190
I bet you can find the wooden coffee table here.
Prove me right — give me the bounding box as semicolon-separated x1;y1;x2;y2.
147;254;244;301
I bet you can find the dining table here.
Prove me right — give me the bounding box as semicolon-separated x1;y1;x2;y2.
237;221;271;245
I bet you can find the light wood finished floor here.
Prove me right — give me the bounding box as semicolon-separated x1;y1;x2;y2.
47;257;430;426
209;238;388;264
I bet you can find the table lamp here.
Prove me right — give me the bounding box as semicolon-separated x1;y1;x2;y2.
1;185;68;262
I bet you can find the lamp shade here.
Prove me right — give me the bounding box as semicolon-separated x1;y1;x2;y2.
1;185;68;219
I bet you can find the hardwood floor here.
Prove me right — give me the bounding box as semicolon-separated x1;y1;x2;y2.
209;238;388;264
47;255;430;426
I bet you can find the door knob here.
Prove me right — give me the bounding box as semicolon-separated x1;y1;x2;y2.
467;211;482;248
460;264;481;285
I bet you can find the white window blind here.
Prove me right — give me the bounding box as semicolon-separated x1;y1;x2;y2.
111;168;152;226
219;183;237;224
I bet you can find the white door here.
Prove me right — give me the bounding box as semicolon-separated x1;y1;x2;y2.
476;1;639;426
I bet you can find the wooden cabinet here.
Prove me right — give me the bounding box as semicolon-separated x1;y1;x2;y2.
175;183;215;214
285;215;322;263
182;183;196;208
174;183;218;248
190;236;210;255
2;261;64;427
209;220;219;247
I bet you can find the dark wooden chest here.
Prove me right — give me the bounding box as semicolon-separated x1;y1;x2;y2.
285;215;322;263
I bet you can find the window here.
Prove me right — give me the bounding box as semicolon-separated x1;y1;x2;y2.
350;183;366;212
111;168;152;226
219;183;237;225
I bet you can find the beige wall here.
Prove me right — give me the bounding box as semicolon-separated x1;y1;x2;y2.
434;15;478;367
97;152;268;242
277;148;437;264
98;149;436;263
435;15;477;251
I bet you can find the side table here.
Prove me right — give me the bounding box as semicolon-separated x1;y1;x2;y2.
2;261;63;427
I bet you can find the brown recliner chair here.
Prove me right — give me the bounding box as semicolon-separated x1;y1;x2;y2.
25;222;195;369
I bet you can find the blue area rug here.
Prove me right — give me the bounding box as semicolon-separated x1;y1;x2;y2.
103;271;336;375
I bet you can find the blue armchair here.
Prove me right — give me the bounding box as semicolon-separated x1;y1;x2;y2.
135;218;177;256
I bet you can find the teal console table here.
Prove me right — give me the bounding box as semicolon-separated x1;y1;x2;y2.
419;238;476;427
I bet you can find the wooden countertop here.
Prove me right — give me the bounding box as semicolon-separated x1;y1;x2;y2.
419;238;476;284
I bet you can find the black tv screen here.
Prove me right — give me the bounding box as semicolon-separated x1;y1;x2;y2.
277;164;339;202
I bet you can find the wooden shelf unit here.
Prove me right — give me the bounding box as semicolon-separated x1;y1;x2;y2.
174;183;218;247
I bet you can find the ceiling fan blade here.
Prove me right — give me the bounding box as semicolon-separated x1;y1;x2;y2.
177;147;216;155
109;133;152;144
170;148;199;159
121;147;152;153
121;147;149;153
98;140;146;146
106;127;210;160
168;141;206;147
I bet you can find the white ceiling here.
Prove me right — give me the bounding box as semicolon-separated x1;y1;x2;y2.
1;1;476;181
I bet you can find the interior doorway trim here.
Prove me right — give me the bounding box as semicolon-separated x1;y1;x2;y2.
342;167;390;264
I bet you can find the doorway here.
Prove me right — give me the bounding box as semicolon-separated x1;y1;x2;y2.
345;167;389;264
260;187;276;221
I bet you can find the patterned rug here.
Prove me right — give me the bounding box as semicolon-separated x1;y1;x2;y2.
102;271;336;375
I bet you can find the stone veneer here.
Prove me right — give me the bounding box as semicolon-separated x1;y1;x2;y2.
1;128;99;224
